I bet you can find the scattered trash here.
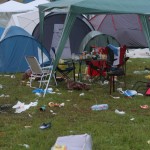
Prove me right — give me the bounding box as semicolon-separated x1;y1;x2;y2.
115;109;126;115
50;110;57;115
91;104;108;111
136;93;143;96
28;113;32;118
67;80;90;90
32;88;44;94
18;144;30;149
10;75;15;78
40;105;46;111
57;93;62;95
140;105;149;109
66;100;70;102
12;100;38;113
4;75;10;77
117;88;122;92
0;94;10;98
147;140;150;144
44;88;56;94
55;89;59;91
0;84;3;89
50;110;53;113
130;118;135;121
117;88;137;97
35;92;41;97
39;122;51;129
133;70;150;74
79;93;85;96
32;88;56;95
110;95;120;99
100;80;109;85
123;90;137;97
48;102;65;107
24;126;32;128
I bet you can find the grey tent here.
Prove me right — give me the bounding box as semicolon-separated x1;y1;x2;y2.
79;31;120;52
32;12;94;59
89;14;148;48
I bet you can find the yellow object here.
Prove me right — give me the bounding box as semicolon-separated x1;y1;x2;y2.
58;59;68;70
145;75;150;79
54;144;67;150
58;64;67;70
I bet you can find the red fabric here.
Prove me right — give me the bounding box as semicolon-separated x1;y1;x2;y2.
87;60;107;77
118;45;127;66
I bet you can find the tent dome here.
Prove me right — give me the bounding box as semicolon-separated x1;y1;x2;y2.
79;31;120;52
0;26;50;73
32;12;94;59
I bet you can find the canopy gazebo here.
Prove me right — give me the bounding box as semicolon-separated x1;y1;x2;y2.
38;0;150;96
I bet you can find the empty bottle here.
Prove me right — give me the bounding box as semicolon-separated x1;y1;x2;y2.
91;104;108;111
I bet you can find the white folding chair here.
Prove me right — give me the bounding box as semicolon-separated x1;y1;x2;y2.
25;56;57;88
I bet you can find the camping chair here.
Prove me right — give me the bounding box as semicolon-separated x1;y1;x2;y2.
86;47;108;82
106;45;129;94
51;47;76;81
25;56;57;88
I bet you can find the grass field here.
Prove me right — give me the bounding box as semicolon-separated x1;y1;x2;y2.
0;58;150;150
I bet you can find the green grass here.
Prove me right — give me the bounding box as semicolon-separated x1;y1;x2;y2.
0;58;150;150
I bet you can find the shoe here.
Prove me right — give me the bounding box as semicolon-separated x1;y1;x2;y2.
39;122;51;129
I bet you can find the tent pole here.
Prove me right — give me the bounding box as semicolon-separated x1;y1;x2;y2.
140;15;150;50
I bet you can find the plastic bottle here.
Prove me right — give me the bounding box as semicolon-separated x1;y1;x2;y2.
91;104;108;110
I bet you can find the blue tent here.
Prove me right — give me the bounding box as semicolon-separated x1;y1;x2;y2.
23;0;34;3
0;27;4;38
0;26;50;73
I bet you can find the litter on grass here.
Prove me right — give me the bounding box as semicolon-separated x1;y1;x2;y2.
12;100;38;113
147;140;150;144
91;104;108;111
130;118;135;121
115;109;126;115
32;88;56;95
80;93;85;96
0;84;3;89
0;94;10;98
48;102;65;107
18;144;30;149
140;105;149;109
110;95;120;99
40;105;46;111
39;122;51;129
133;70;150;74
117;88;138;97
11;75;15;78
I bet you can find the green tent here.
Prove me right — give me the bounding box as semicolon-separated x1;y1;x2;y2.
38;0;150;71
